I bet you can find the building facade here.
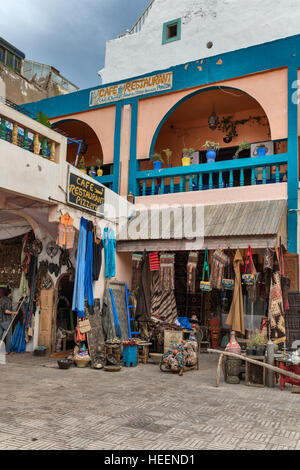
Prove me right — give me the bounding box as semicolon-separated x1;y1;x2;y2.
23;1;300;294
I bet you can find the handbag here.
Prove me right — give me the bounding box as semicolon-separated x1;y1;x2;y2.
242;246;255;285
78;318;91;333
200;248;212;292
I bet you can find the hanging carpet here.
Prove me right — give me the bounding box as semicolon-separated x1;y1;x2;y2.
151;271;177;324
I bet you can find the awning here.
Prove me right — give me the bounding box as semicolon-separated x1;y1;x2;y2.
117;199;287;252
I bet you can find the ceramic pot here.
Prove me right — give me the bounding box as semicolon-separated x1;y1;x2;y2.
206;149;216;163
257;146;267;156
153;161;162;170
97;169;103;176
182;156;191;166
246;348;255;356
80;169;87;174
255;347;265;356
89;169;97;177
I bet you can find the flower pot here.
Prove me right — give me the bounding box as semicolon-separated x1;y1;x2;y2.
256;146;267;156
246;348;255;356
89;169;97;177
255;347;265;357
97;169;103;177
80;169;87;174
182;157;191;166
206;149;216;163
153;161;162;171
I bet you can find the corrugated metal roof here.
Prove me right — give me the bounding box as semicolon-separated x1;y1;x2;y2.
118;199;287;241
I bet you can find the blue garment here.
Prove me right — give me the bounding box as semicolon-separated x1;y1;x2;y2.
10;322;26;354
102;228;116;278
177;317;193;331
72;217;87;318
109;289;122;338
84;221;94;315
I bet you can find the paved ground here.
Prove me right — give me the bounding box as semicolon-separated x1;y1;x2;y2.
0;352;300;451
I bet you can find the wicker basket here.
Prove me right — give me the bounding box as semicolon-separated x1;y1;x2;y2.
57;359;73;370
75;358;91;368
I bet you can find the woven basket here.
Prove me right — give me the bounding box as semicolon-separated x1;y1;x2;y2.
78;319;91;333
75;358;91;368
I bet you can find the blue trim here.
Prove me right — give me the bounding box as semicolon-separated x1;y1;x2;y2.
287;66;299;254
128;100;139;196
22;34;300;119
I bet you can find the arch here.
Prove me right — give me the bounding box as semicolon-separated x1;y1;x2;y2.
51;119;104;169
149;85;272;159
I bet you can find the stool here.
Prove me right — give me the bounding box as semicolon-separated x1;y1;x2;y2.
137;343;152;365
123;344;138;367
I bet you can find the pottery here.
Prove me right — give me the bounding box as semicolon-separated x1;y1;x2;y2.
149;353;163;364
182;156;191;166
225;357;241;384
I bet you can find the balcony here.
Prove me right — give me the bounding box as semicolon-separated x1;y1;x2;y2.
0;100;67;203
135;153;288;198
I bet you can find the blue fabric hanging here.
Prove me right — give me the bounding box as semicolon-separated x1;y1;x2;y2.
108;288;122;338
72;217;87;318
84;221;94;315
103;228;116;278
10;302;29;354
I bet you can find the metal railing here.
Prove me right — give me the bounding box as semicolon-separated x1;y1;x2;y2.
136;154;288;196
119;0;155;37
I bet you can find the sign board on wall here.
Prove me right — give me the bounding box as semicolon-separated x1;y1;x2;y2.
89;72;173;107
67;171;105;214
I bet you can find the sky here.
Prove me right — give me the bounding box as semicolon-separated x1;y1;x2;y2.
0;0;151;90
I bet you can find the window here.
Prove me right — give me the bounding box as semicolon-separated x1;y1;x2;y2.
162;18;181;44
6;52;14;68
0;47;5;63
14;57;21;73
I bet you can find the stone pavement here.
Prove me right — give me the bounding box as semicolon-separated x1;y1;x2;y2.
0;352;300;451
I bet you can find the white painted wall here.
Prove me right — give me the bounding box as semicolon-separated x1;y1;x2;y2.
99;0;300;84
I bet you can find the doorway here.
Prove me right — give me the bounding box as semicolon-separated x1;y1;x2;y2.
54;272;76;354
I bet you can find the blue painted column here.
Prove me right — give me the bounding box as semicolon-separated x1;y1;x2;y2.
128;99;139;197
287;66;299;254
112;104;122;194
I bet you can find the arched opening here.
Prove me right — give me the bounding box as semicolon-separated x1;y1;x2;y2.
52;119;106;176
145;87;279;170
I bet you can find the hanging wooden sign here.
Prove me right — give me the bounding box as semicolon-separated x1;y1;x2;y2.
67;171;105;214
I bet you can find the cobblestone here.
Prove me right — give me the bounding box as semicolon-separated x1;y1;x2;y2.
0;352;299;450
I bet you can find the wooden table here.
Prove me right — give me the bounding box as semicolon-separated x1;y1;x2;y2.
137;342;152;365
104;343;121;365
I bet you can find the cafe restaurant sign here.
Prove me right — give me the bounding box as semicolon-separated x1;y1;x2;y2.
68;171;105;214
89;72;173;107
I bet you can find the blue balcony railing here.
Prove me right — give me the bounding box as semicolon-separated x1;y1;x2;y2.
93;174;114;191
136;154;288;197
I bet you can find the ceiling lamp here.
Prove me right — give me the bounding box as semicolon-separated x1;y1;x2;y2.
208;105;219;131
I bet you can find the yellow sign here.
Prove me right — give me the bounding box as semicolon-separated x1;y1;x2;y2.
89;72;173;107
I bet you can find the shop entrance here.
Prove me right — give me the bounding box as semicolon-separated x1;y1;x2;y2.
54;272;76;354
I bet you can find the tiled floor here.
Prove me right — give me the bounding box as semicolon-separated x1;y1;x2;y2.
0;352;299;450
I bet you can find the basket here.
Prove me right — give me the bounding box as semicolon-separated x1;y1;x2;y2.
78;319;91;333
75;358;91;368
57;359;73;370
104;365;121;372
149;353;163;364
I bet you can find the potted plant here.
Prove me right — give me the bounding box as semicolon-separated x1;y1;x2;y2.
254;143;268;157
253;331;267;356
233;140;250;159
151;152;164;170
162;148;172;168
182;148;195;166
203;141;220;163
96;159;103;176
88;166;97;177
78;156;87;174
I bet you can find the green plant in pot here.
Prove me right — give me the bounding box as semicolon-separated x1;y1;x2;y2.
162;148;172;168
252;331;267;356
182;148;195;166
203;141;220;163
233;140;250;159
96;159;103;176
151;152;164;170
78;156;87;174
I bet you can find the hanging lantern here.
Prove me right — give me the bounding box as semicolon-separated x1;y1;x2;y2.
208;106;219;131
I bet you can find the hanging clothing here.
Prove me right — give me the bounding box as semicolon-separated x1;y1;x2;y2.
149;252;160;271
131;253;143;291
210;249;229;290
187;252;198;294
72;217;87;318
93;226;103;281
102;227;116;279
159;253;175;291
85;221;95;315
57;213;75;250
135;252;151;323
226;249;245;335
151;271;177;324
10;302;29;354
268;271;286;344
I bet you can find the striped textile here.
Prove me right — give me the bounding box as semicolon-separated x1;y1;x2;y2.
150;271;177;324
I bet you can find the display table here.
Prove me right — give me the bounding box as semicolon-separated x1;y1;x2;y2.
277;359;300;391
137;342;152;365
